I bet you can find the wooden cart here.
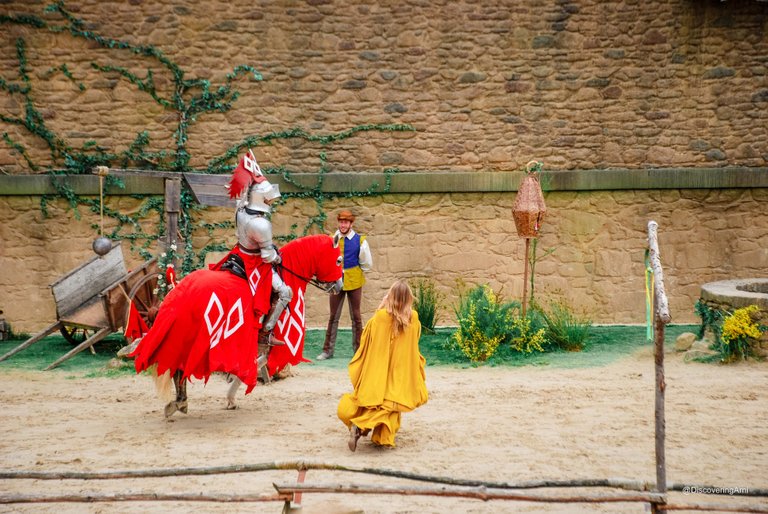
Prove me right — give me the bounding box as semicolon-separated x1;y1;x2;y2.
0;242;159;370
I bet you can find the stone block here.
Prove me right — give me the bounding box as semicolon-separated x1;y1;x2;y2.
674;332;697;352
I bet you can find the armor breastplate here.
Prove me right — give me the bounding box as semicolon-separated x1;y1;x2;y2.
236;209;279;263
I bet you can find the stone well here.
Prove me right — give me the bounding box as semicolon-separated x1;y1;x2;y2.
700;278;768;311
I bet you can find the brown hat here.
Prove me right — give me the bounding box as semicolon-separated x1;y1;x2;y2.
337;209;356;222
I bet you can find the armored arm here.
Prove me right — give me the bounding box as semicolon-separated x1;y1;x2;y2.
262;269;293;332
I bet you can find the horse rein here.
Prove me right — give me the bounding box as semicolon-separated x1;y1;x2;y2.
276;261;335;293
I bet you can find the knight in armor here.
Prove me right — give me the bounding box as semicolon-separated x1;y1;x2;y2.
216;150;293;375
130;150;295;407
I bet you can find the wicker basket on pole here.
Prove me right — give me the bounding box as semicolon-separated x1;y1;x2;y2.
512;161;547;316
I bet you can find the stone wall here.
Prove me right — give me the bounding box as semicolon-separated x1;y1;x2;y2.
2;187;767;333
1;0;768;333
1;1;767;173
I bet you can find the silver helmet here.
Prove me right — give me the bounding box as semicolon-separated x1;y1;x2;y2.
229;149;281;214
241;180;281;214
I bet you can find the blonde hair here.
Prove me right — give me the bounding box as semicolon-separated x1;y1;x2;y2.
378;280;414;337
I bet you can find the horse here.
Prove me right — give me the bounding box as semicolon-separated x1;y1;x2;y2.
131;234;343;418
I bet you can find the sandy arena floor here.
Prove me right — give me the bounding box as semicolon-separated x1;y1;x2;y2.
1;348;767;513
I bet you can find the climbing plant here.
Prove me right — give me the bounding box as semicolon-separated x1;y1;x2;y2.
1;1;414;275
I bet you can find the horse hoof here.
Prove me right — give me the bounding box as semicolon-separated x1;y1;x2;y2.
164;401;177;419
178;401;188;414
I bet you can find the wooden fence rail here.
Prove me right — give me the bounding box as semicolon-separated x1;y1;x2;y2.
2;462;766;496
2;459;766;512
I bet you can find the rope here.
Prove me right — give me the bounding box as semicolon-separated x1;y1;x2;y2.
99;173;104;236
95;166;109;236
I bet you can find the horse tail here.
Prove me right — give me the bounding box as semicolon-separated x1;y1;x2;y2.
150;365;174;403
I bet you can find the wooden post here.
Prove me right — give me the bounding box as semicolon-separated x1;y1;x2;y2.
164;178;181;261
522;238;530;318
652;310;667;514
647;221;671;514
283;469;308;513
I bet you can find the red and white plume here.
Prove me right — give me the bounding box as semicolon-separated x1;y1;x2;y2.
227;149;266;200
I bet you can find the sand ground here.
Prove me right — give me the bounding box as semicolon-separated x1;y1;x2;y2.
1;348;767;513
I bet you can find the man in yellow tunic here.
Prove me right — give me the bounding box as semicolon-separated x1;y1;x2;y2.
337;280;428;451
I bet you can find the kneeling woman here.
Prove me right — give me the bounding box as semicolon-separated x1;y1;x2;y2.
337;280;428;451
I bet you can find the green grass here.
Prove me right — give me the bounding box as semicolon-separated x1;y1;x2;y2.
303;324;699;369
0;325;699;376
0;334;134;376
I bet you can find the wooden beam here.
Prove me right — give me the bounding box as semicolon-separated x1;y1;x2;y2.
2;167;767;202
0;173;165;195
0;321;61;362
43;327;112;370
272;482;666;503
0;493;290;504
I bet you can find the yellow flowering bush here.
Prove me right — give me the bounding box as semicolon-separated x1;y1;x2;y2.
452;285;514;362
719;305;764;362
510;315;547;354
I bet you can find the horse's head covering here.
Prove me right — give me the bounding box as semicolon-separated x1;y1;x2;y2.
337;209;355;222
227;149;281;213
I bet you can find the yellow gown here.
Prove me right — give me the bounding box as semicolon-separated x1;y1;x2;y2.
337;309;428;447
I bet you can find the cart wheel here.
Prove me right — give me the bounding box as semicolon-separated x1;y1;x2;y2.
126;272;161;334
60;325;98;345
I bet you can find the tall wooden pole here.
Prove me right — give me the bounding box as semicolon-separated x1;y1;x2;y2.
647;221;671;514
521;238;530;318
653;310;667;514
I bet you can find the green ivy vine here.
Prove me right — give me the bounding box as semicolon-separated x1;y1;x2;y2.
694;299;724;344
1;1;414;276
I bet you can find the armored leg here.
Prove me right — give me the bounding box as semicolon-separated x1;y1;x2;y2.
262;270;293;332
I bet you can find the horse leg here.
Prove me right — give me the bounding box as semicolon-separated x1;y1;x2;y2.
177;371;188;414
226;377;242;410
164;370;188;418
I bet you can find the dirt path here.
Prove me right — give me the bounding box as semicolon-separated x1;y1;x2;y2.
1;349;766;513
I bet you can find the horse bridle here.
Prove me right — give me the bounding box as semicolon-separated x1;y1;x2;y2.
276;261;338;293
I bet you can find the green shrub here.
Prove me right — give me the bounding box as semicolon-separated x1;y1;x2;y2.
412;278;443;334
537;301;592;351
694;300;724;342
452;284;516;362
